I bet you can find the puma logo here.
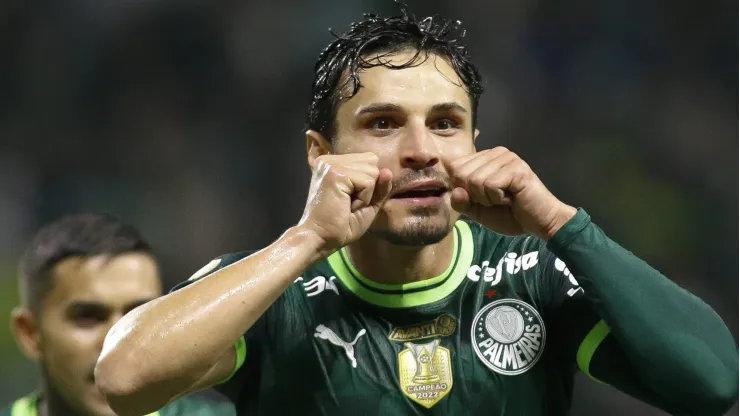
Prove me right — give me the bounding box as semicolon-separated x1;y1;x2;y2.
314;325;367;368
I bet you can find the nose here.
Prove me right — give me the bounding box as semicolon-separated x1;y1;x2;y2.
400;122;440;170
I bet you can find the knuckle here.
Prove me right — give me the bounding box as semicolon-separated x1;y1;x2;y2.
514;159;530;174
470;171;487;187
482;175;499;188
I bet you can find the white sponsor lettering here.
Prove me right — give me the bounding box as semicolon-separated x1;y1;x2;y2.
294;275;339;297
467;251;539;285
554;258;584;297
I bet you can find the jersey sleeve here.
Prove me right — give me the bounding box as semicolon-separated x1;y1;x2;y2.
539;209;738;415
170;252;263;398
159;395;236;416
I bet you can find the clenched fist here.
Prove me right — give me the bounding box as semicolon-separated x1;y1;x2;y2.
446;147;577;239
298;153;393;252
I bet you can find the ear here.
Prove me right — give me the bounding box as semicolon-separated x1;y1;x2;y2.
11;307;42;361
306;129;332;169
473;128;480;151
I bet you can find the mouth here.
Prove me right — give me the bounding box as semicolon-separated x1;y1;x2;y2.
391;181;448;201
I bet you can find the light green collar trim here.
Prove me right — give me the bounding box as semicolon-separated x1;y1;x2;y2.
10;395;38;416
10;394;160;416
327;220;474;308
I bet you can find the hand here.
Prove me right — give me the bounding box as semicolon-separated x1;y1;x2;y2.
446;147;577;239
298;153;393;254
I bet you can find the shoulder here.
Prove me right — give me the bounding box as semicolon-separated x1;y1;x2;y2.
186;251;253;282
159;395;236;416
171;251;254;293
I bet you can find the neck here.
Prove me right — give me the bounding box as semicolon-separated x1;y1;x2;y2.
38;380;79;416
346;229;456;285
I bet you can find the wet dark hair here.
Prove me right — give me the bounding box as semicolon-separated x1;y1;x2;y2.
19;212;152;312
306;0;484;140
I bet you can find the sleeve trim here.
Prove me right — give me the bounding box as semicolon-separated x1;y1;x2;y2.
219;336;247;384
547;208;591;251
576;320;610;384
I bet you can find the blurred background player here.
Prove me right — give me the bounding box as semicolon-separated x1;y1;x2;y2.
1;213;234;416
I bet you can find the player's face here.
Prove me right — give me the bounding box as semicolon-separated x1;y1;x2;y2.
333;50;478;245
38;253;161;416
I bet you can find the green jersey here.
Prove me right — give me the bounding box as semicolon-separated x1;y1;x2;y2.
0;394;234;416
176;209;739;415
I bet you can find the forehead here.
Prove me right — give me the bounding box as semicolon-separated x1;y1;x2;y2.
44;253;161;309
339;50;471;115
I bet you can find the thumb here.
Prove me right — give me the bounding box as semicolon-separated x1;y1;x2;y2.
349;169;393;230
450;187;472;213
369;168;393;209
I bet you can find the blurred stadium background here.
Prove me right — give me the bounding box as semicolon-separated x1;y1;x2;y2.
0;0;736;414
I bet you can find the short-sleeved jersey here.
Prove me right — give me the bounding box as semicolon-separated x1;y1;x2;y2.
0;394;235;416
178;219;597;415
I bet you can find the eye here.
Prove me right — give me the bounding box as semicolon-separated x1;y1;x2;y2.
431;119;458;131
67;305;109;328
369;117;398;131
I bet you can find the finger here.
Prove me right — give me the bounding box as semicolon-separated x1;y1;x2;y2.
313;152;379;174
350;169;394;230
340;162;381;179
481;158;532;197
457;152;519;206
450;187;472;213
446;147;510;174
369;168;393;208
468;155;521;205
346;171;378;212
448;149;516;189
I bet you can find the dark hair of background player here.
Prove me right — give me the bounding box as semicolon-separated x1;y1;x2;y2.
305;0;485;140
19;213;152;313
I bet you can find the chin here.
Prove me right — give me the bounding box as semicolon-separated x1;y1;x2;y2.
370;211;454;246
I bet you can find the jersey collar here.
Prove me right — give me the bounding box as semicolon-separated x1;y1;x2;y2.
327;220;474;308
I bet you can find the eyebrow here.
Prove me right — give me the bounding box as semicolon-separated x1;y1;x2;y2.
356;102;468;116
430;102;468;114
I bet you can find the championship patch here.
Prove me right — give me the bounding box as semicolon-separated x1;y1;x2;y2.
389;314;456;408
187;258;222;282
471;299;546;375
398;339;453;408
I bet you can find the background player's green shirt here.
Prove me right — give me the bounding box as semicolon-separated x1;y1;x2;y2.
0;394;235;416
176;209;738;415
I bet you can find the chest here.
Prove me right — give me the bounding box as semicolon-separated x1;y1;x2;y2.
255;277;562;415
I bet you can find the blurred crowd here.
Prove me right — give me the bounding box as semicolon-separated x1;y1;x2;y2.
0;0;736;414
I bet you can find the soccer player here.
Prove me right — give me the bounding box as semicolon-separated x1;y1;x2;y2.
95;5;738;416
2;213;235;416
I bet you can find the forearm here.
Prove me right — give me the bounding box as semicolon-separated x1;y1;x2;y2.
548;210;738;414
95;225;327;410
